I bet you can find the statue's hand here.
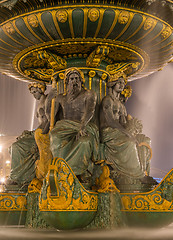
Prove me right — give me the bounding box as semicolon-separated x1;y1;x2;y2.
123;129;138;144
128;133;139;144
48;88;57;99
76;125;87;140
42;121;50;134
120;115;127;126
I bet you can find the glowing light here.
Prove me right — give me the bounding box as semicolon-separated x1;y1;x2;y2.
0;177;5;183
6;160;10;164
0;145;2;152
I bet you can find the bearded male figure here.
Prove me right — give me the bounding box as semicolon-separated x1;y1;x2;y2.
45;68;99;183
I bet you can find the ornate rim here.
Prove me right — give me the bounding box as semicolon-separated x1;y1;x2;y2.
13;39;150;83
0;4;172;82
1;5;173;29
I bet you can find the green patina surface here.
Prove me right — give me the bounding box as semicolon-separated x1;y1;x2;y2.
0;212;26;226
25;193;51;229
124;212;173;228
0;0;172;230
87;192;126;230
0;193;27;226
120;169;173;228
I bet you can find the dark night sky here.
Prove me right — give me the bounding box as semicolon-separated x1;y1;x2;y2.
0;62;173;178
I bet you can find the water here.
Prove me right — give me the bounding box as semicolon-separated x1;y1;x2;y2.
0;224;173;240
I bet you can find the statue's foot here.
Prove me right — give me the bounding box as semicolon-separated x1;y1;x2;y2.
140;175;158;185
4;178;28;192
77;171;92;190
5;178;18;186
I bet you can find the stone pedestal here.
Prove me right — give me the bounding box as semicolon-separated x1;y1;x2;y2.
87;192;126;230
25;193;51;229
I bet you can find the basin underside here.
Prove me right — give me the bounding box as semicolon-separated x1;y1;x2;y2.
0;1;172;83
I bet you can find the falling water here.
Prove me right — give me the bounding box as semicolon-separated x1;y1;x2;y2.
126;63;173;179
0;225;173;239
30;98;36;131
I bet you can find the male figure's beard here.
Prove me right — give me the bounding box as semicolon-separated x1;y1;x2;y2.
68;84;81;95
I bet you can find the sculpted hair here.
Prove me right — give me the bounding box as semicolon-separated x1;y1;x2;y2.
63;68;87;95
28;82;47;93
64;68;85;85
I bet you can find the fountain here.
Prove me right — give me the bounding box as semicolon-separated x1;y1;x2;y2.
0;0;173;230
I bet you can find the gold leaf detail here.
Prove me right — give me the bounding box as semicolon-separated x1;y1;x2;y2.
39;158;98;211
4;22;15;34
144;17;157;31
118;11;130;24
68;173;74;186
161;27;172;39
56;10;68;23
16;196;27;209
88;70;96;78
28;14;39;28
88;8;100;22
59;72;65;79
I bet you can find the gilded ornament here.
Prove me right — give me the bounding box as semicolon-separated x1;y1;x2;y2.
25;69;54;80
55;43;95;55
121;169;173;212
88;70;96;89
28;14;39;28
161;27;172;38
101;73;107;81
131;62;140;69
121;193;173;211
48;55;67;70
88;70;96;78
106;62;140;82
106;63;130;82
86;46;109;67
56;10;68;23
16;196;27;209
3;22;15;34
24;53;46;69
121;85;132;98
93;165;120;193
35;128;53;180
23;50;66;81
118;11;130;24
0;195;27;211
108;71;127;84
59;72;65;79
108;46;138;62
36;50;67;70
144;17;157;30
28;178;43;193
39;158;98;211
13;39;149;83
88;8;100;22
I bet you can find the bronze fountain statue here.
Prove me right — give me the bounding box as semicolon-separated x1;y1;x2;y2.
0;0;173;230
